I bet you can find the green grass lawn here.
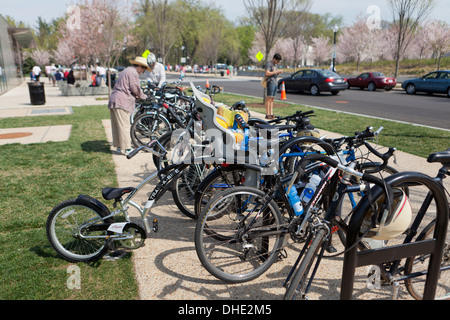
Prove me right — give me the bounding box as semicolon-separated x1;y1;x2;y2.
0;94;447;300
0;105;139;299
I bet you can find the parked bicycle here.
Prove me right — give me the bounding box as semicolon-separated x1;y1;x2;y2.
282;151;449;300
194;136;396;283
46;141;192;263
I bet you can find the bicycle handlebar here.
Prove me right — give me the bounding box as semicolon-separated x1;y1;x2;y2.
126;140;167;159
296;153;394;210
267;110;315;124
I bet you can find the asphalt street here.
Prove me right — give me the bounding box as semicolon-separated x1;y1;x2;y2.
172;75;449;131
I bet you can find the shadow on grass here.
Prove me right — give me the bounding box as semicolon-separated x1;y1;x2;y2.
81;140;111;154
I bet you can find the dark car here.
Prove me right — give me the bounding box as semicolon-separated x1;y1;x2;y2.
278;69;347;96
347;72;396;91
401;70;450;97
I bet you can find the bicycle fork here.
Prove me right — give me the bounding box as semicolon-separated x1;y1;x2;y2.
284;224;331;299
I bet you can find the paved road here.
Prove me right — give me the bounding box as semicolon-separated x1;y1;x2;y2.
174;75;449;131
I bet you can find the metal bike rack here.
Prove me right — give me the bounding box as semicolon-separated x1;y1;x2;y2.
340;172;449;300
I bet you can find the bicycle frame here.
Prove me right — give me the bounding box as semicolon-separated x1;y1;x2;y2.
78;162;190;241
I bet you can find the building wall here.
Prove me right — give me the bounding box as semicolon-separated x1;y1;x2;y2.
0;15;23;95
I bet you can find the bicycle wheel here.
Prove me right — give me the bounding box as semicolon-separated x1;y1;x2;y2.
131;112;171;148
404;220;450;300
194;165;248;219
284;228;327;300
277;136;335;178
172;162;212;219
195;186;285;283
152;131;173;170
46;198;114;263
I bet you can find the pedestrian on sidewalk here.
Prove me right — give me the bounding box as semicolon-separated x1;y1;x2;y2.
264;53;283;119
108;56;150;155
32;65;42;82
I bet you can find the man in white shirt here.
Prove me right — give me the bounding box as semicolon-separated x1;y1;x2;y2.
96;65;106;86
140;53;166;87
32;65;42;82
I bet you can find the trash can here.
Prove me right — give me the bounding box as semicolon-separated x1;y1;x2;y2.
28;82;46;105
220;71;225;77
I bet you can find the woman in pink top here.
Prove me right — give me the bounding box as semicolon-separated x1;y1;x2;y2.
108;57;150;155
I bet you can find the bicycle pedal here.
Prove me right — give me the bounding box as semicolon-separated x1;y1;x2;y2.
152;218;159;232
276;249;288;262
325;245;337;253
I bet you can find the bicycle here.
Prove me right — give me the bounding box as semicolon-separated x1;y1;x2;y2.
46;141;191;263
130;93;193;148
193;126;396;223
194;142;396;283
283;151;449;300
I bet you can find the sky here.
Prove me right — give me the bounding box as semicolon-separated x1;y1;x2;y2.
1;0;449;29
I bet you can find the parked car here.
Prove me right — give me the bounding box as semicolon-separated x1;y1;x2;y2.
402;70;450;97
278;69;347;96
347;72;396;91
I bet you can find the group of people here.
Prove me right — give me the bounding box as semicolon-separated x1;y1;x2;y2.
89;65;107;87
107;51;283;155
30;65;75;86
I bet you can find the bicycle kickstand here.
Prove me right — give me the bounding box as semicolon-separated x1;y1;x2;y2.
391;281;401;300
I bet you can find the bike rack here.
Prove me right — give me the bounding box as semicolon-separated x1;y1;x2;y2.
340;172;449;300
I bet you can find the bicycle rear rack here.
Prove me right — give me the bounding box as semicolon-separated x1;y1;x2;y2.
341;172;449;300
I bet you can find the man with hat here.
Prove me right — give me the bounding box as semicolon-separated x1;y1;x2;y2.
108;56;150;155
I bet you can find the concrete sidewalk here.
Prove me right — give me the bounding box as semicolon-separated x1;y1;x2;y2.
0;80;107;145
0;80;108;112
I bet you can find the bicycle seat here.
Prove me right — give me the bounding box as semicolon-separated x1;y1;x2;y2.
427;149;450;165
102;187;136;201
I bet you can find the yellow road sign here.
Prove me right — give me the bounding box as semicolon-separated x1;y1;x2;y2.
256;51;264;62
142;50;151;58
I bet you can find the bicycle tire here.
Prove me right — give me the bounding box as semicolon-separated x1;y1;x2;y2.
195;186;285;283
46;198;114;263
284;228;327;300
404;220;450;300
172;162;212;219
152;131;173;170
131;112;171;148
194;165;248;219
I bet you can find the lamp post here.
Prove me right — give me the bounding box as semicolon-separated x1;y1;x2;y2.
331;24;339;72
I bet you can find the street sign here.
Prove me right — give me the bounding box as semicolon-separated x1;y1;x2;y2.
256;51;264;62
142;50;151;58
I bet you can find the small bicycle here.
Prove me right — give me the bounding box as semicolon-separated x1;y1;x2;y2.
46;141;190;263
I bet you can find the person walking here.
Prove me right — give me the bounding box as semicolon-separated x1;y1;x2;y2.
108;56;150;155
264;53;283;119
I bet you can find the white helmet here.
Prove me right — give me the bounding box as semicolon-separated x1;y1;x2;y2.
360;188;412;240
147;53;156;65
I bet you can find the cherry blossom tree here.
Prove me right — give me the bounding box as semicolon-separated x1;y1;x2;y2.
387;0;438;77
311;35;331;67
404;22;433;60
26;49;52;68
426;20;450;70
53;39;76;67
337;17;380;73
60;0;132;92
